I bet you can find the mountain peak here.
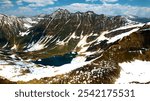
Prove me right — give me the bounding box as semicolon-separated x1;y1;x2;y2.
50;8;70;19
54;8;70;14
125;14;138;19
85;11;95;15
0;14;7;18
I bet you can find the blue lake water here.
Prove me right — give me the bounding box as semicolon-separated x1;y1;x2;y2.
33;52;78;66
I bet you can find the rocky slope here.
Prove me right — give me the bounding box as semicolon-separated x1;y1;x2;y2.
0;9;150;84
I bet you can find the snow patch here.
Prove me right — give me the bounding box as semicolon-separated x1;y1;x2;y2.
24;23;32;28
115;60;150;84
56;40;65;45
11;44;17;50
97;31;109;42
70;32;78;39
24;18;38;24
9;54;16;59
71;56;86;64
147;22;150;25
26;43;46;52
0;60;8;65
84;51;97;56
19;31;30;36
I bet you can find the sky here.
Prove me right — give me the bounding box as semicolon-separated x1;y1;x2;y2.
0;0;150;17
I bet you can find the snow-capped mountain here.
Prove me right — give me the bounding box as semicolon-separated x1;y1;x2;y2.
125;14;150;23
0;9;150;84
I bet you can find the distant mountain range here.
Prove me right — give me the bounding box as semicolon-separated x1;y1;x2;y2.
0;9;150;84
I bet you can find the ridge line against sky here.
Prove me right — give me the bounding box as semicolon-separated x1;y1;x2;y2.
0;0;150;17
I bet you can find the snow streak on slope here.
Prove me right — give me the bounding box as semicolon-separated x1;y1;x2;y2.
115;60;150;84
11;44;18;50
19;23;32;36
19;17;39;36
95;23;143;44
76;35;89;53
26;43;46;52
76;32;96;54
25;35;52;52
107;28;139;43
109;23;144;33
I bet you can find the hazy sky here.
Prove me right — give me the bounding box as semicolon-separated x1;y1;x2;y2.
0;0;150;17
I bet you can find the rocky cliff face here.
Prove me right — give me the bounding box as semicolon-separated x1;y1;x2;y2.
0;14;24;48
0;14;40;50
0;9;150;84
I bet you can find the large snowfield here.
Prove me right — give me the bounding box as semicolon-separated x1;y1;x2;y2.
0;56;90;82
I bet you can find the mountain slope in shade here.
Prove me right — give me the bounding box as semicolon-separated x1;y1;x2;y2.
0;9;150;84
